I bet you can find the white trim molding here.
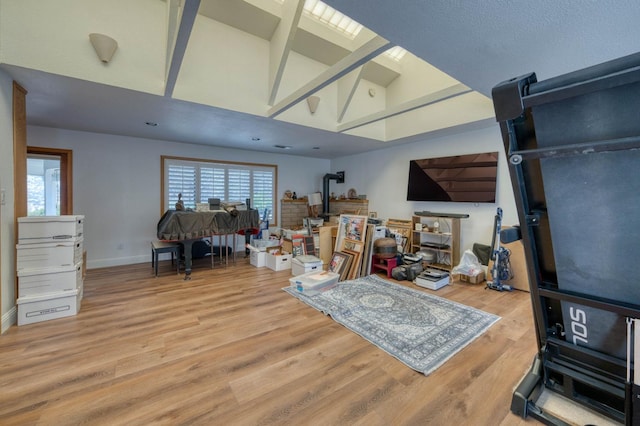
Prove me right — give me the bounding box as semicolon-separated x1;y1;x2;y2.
2;306;17;334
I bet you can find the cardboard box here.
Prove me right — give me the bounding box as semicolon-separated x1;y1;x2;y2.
291;255;323;276
17;238;83;270
18;262;83;297
282;229;309;239
17;288;82;326
459;270;485;284
289;271;339;296
251;239;280;251
250;251;266;267
266;252;292;271
18;215;84;243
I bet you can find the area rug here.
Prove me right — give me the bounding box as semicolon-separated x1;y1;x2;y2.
283;274;500;375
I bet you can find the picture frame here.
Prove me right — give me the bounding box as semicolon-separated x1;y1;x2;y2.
343;238;363;253
387;218;412;253
291;233;305;257
342;248;361;280
328;251;353;281
334;214;368;251
303;235;316;256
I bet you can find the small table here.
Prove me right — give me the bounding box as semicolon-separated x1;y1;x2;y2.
371;255;398;278
151;241;181;277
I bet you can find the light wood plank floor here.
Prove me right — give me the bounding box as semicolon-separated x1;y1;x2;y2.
0;257;541;425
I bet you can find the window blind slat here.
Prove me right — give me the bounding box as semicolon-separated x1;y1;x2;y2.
164;159;275;222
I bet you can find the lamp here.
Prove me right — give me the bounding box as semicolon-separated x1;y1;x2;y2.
89;33;118;63
307;192;323;217
306;96;320;114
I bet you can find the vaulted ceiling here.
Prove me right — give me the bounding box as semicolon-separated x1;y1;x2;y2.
1;0;638;159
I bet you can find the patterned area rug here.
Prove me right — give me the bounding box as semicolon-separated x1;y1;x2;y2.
283;274;500;375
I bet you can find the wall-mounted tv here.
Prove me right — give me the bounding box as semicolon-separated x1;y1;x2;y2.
406;152;498;203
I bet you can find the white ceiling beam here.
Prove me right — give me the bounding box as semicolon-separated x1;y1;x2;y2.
267;35;391;118
165;0;181;80
337;67;365;123
164;0;201;97
268;0;304;106
337;83;472;133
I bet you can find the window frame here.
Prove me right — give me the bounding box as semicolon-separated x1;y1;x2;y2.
161;155;278;225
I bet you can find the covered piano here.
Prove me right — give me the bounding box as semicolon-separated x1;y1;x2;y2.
157;209;259;278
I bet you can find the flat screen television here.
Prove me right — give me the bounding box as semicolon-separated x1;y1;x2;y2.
406;152;498;203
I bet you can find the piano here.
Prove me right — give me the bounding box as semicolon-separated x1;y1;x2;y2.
157;209;260;279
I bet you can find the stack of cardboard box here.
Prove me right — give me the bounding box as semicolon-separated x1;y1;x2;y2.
16;215;84;325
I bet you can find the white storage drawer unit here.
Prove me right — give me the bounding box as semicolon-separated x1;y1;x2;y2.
18;215;84;243
18;262;82;297
17;288;82;326
17;238;83;270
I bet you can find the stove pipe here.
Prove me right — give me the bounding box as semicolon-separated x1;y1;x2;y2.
322;171;344;215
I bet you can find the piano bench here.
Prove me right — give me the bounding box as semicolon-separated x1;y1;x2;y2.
151;241;181;277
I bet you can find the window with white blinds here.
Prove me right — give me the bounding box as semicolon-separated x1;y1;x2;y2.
162;156;276;222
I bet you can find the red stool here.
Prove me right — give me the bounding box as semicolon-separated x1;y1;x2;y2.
371;255;398;278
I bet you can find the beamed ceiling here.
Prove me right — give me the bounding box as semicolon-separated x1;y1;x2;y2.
1;0;639;159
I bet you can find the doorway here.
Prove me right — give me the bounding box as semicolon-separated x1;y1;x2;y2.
26;147;73;216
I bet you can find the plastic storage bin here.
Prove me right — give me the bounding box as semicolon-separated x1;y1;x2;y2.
289;271;339;296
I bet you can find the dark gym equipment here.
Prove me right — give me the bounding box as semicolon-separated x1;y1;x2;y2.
492;52;640;424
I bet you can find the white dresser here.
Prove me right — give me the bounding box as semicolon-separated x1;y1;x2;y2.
16;215;84;325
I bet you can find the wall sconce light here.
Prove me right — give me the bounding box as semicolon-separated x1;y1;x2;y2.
306;96;320;114
89;33;118;63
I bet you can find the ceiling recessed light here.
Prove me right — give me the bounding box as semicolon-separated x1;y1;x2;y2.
251;137;261;141
145;121;158;127
274;144;292;149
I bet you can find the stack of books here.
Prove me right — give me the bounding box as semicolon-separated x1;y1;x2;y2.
414;269;450;290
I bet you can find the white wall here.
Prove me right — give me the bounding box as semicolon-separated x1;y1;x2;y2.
0;69;16;332
329;125;519;253
27;126;330;269
26;123;519;271
0;0;167;95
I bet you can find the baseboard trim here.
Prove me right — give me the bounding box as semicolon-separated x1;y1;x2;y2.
87;255;148;269
1;306;17;334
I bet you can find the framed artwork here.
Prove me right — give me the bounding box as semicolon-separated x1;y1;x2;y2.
334;214;368;251
329;251;353;281
387;218;412;253
342;248;361;280
343;238;363;253
303;235;315;255
291;234;305;257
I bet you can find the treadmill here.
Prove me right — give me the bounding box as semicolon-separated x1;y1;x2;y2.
492;52;640;425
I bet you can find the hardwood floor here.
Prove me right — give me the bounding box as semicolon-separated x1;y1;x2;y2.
0;257;540;425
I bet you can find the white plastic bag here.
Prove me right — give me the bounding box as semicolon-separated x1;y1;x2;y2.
452;249;484;277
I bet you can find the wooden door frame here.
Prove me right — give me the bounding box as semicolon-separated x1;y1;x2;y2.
11;81;73;308
11;82;28;308
26;147;74;215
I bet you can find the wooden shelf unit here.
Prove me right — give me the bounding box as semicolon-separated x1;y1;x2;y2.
411;215;461;273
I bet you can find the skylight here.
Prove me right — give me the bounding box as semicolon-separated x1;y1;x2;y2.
303;0;363;39
384;46;407;62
